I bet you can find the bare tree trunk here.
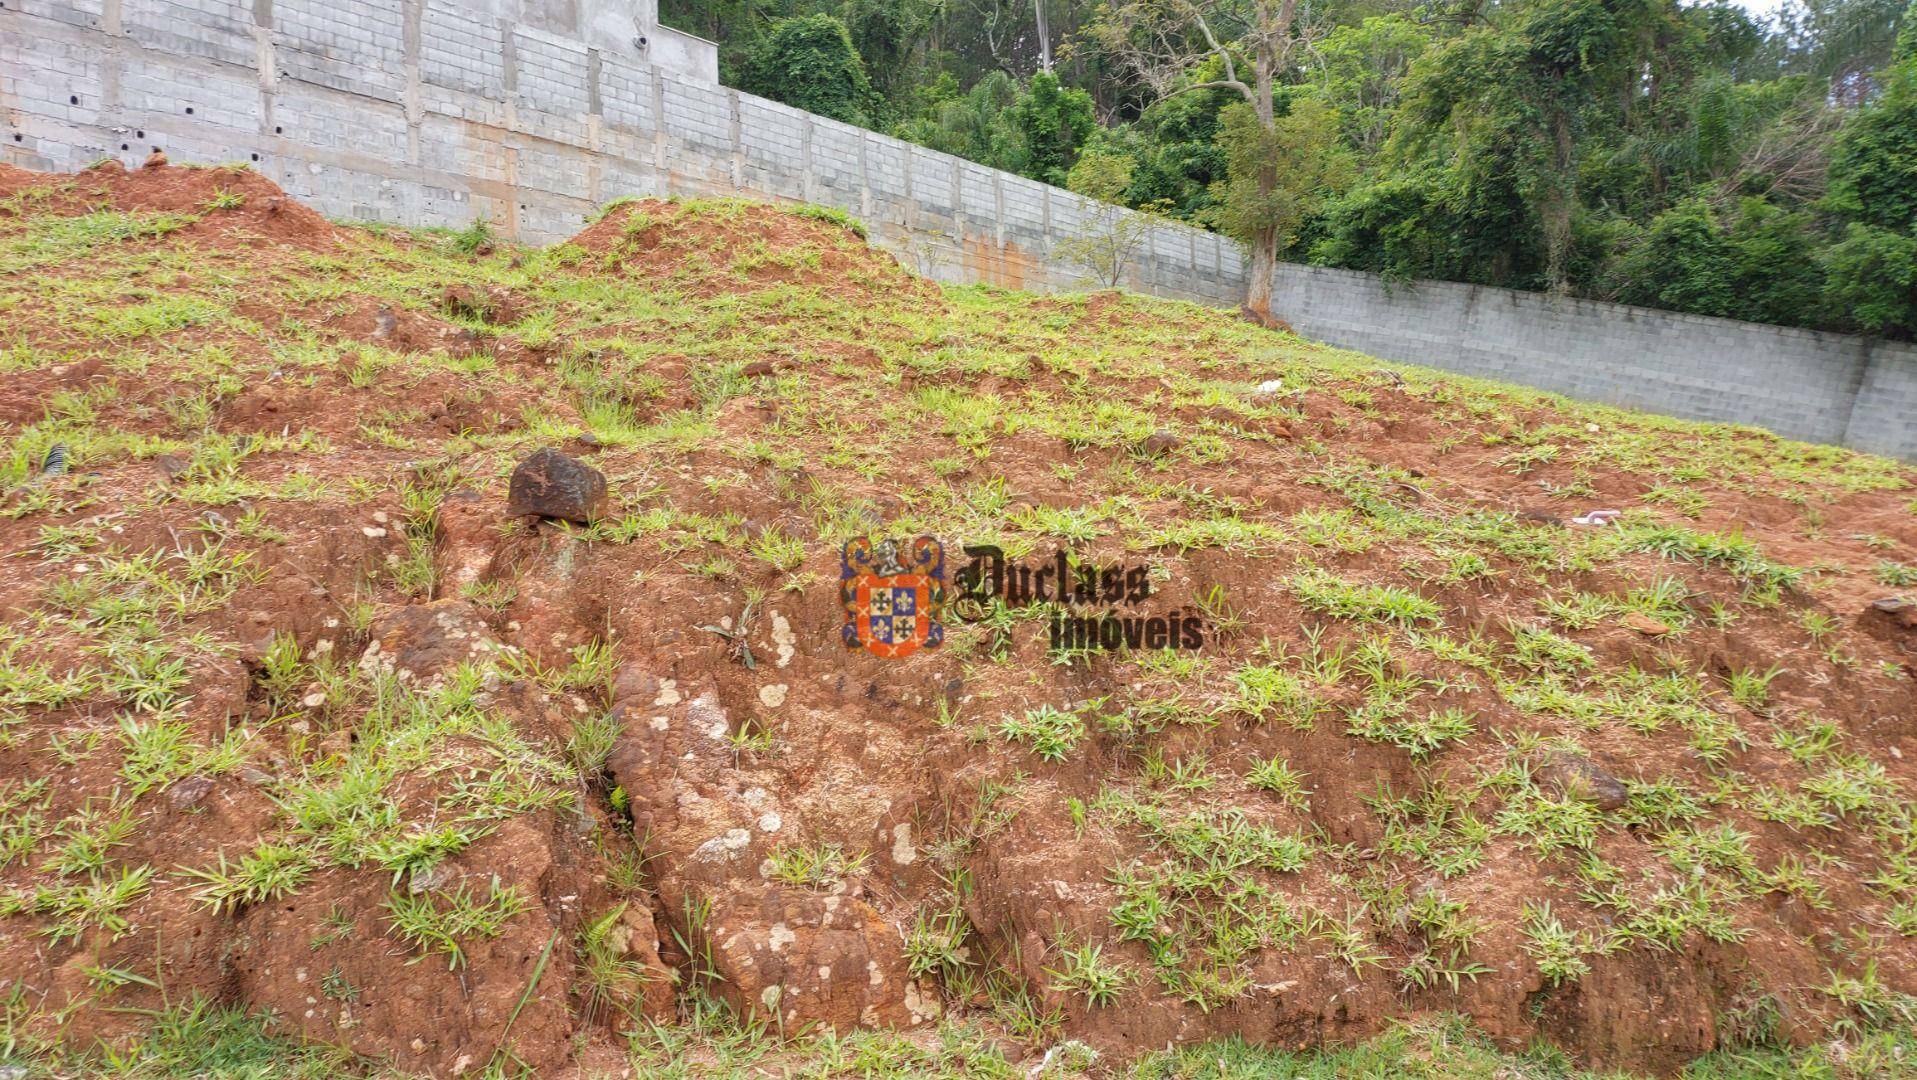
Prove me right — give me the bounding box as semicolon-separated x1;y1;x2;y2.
1034;0;1053;72
1243;27;1281;323
1244;226;1278;322
1545;107;1575;294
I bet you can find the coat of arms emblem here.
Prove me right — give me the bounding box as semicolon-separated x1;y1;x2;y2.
841;536;946;659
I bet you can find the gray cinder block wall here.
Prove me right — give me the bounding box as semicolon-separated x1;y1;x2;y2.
3;1;1913;460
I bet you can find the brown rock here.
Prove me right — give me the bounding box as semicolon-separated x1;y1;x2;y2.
609;662;662;705
507;448;608;524
361;600;499;684
446;326;483;352
153;454;191;481
143;148;167;169
605;902;677;1021
704;887;933;1030
1534;751;1629;811
1137;430;1182;459
167;775;214;810
440;285;522;325
1869;597;1916;628
1621;612;1670;636
441;285;489;320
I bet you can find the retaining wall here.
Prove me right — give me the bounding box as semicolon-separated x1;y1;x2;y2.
4;0;1912;458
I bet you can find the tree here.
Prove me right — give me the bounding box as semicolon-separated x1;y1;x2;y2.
1207;95;1351;269
892;70;1020;162
738;14;879;127
889;70;1094;186
1089;0;1310;323
837;0;941;111
1058;148;1158;287
1391;0;1670;293
1771;0;1910;94
1306;15;1432;156
1820;222;1917;335
1824;39;1917;231
1000;72;1097;185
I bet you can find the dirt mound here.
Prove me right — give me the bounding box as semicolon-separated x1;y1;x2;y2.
566;197;937;304
1;173;1915;1079
0;158;340;248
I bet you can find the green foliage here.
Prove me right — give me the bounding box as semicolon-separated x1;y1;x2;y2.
1059;148;1164;287
383;880;531;968
672;0;1914;336
1610;198;1825;325
1067;148;1133;204
1309;16;1433;155
998;703;1086;761
1833;42;1917;225
1208;96;1352;255
738;14;878;127
1819;222;1917;336
998;72;1095;187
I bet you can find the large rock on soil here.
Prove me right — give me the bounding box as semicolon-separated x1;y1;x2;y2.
508;448;608;524
1532;750;1629;811
359;599;500;684
706;886;938;1029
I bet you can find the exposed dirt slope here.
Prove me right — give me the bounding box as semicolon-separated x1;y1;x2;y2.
0;164;1914;1077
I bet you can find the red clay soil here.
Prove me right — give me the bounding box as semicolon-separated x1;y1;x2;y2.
0;158;340;248
0;164;1915;1078
567;198;944;305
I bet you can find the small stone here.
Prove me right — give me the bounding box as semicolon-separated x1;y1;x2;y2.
238;765;276;786
440;284;489;320
143;148;168;169
1621;612;1670;636
507;448;608;524
167;775;214;810
408;863;448;895
1534;751;1628;811
372;306;398;340
1137;430;1182;458
743;360;778;377
1872;598;1910;613
153;454;190;481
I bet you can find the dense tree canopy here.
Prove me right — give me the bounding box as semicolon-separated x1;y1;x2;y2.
664;0;1917;338
735;13;880;126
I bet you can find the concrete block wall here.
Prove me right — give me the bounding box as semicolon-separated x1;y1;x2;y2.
1269;266;1917;460
2;1;1912;458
